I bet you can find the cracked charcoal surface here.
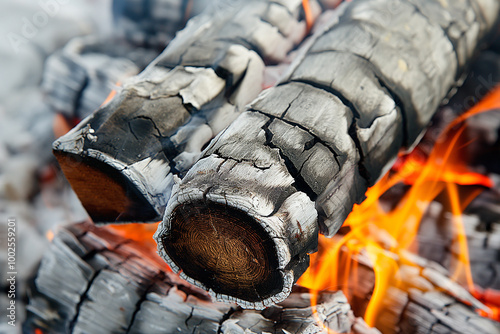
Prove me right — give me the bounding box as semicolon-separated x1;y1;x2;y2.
54;0;314;223
158;0;500;308
44;0;212;122
203;0;499;235
24;222;356;334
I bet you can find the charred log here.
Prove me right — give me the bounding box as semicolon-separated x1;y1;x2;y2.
112;0;209;49
155;0;500;308
308;235;500;334
53;0;318;223
24;221;361;334
418;201;500;292
24;222;500;333
42;36;155;122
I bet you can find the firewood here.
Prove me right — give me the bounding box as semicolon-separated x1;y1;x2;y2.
24;221;359;334
53;0;318;223
313;235;500;334
418;201;500;292
399;289;500;334
24;222;499;333
112;0;210;49
42;35;157;120
155;0;500;308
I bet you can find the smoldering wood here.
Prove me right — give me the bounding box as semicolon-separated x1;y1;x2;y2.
399;289;500;334
53;0;316;223
42;35;158;121
24;221;499;333
408;105;500;293
24;221;361;334
112;0;210;49
156;0;500;308
282;0;500;235
320;235;500;334
418;201;500;293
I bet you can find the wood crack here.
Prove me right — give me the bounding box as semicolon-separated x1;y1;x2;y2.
125;271;167;334
250;109;342;168
261;118;318;200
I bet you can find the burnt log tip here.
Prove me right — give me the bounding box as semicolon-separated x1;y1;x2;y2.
155;181;318;309
52;125;167;223
53;150;159;223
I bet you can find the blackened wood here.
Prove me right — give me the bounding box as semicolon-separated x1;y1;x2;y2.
112;0;209;49
53;0;316;223
399;289;500;334
24;222;357;334
156;0;500;308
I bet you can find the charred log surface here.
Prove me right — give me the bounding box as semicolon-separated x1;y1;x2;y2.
54;0;316;223
24;222;357;334
112;0;209;49
45;0;213;122
418;202;500;292
156;0;500;308
42;36;155;122
399;289;500;334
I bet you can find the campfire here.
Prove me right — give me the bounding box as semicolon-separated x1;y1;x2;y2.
299;86;500;331
2;0;500;333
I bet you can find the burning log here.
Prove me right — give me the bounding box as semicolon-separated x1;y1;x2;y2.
301;234;500;334
24;221;366;334
418;203;500;292
24;221;500;333
42;35;158;122
53;0;318;223
155;0;500;308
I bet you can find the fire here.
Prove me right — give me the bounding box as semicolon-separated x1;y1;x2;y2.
100;81;121;107
45;230;54;242
106;221;169;269
302;0;314;32
298;85;500;330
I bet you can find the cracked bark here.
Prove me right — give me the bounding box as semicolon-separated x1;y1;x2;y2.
323;233;500;334
418;199;500;296
24;221;361;334
53;0;318;223
155;0;500;308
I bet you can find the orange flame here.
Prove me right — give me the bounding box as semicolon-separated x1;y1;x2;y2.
302;0;314;32
100;81;121;107
45;230;54;242
474;288;500;321
106;221;169;269
299;85;500;330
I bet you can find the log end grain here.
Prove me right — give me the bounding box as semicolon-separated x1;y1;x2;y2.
160;201;283;304
54;150;158;223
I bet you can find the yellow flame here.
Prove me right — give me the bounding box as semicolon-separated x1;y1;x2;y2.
298;85;500;329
